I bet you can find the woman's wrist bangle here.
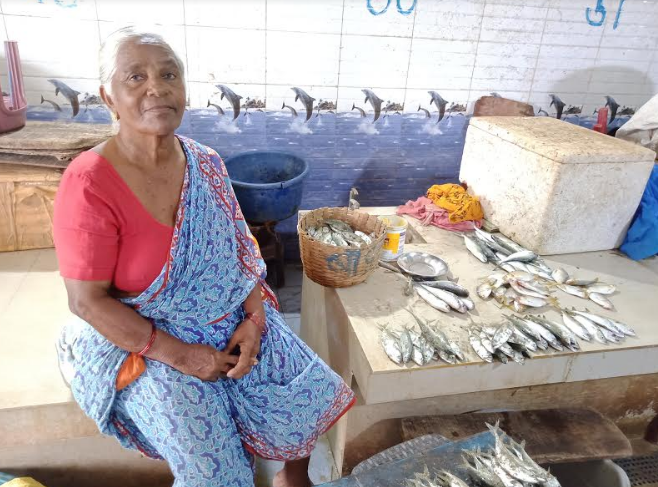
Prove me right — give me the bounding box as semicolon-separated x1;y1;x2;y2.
138;323;157;356
245;312;267;335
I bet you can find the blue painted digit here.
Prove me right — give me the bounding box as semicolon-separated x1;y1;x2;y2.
613;0;625;29
396;0;417;15
586;0;606;26
367;0;391;15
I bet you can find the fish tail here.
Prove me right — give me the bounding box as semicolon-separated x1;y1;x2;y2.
40;95;44;104
207;99;211;107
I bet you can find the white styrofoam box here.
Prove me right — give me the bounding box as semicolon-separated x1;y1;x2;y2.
186;26;265;84
459;117;656;255
185;0;266;30
266;31;341;86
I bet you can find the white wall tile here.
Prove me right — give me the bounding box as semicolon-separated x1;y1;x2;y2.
267;31;340;86
5;16;100;79
343;0;414;38
484;4;548;20
269;0;343;35
339;35;410;88
2;0;97;20
470;89;530;103
96;0;184;24
22;76;102;107
186;26;265;84
184;0;266;30
405;88;470;113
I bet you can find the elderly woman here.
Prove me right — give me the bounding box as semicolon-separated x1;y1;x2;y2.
53;27;354;487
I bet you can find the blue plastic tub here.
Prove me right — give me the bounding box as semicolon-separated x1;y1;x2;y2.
223;151;310;223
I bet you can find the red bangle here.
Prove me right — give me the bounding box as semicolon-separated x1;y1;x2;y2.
245;312;267;335
138;323;157;356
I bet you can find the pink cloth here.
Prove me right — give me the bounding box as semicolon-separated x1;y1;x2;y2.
396;196;482;232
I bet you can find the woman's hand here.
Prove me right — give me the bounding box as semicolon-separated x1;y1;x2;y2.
175;343;240;381
223;319;262;380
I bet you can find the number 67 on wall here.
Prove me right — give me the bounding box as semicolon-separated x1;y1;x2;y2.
586;0;626;29
367;0;417;16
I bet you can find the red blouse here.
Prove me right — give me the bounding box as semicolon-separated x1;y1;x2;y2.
53;151;174;294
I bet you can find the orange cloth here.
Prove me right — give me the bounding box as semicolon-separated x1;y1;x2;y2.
426;183;484;223
116;353;146;391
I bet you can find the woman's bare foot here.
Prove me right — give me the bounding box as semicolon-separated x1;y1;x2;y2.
273;457;312;487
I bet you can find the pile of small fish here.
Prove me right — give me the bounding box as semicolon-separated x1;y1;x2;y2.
469;310;636;364
465;229;618;310
462;422;561;487
380;309;465;366
410;279;475;315
306;219;374;247
404;423;560;487
476;270;558;313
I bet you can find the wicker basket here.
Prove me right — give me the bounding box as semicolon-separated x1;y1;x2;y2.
298;207;387;288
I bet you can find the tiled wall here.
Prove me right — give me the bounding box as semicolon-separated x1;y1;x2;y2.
9;0;656;259
1;0;657;116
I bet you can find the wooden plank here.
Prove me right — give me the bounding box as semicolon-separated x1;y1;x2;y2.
402;408;632;464
0;121;113;151
473;96;535;117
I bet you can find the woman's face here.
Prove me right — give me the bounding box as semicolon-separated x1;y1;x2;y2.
103;40;186;136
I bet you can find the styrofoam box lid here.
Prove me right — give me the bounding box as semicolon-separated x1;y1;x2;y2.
469;116;657;164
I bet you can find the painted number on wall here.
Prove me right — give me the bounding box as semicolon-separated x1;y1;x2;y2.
367;0;417;16
586;0;625;29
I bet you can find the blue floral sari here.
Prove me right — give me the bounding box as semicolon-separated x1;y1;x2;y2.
62;137;355;486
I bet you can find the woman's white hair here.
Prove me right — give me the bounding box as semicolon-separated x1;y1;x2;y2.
99;26;185;95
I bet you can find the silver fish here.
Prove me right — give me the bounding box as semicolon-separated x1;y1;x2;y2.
561;311;591;341
477;282;493;299
503;271;536;283
493;233;526;253
492;323;514;349
600;327;621;343
568;312;606;343
509;279;546;299
512;300;526;314
462;452;507;487
566;277;598;286
464;235;488;263
460;296;475;311
486;423;549;483
473;234;500;263
500;263;516;273
557;284;588;298
531;316;579;351
486;237;514;256
500;250;537;264
421;280;469;297
354;230;372;245
437;349;459;364
446;337;465;361
608;318;636;337
506;261;531;273
381;329;403;364
469;329;493;363
408;309;452;353
325;219;353;233
494;350;509;364
423;286;468;313
409;330;435;366
571;309;625;337
414;285;451;312
587;283;616;295
435;470;470;487
396;327;413;363
332;232;348;246
508;327;538;352
588;292;615;310
479;330;495;354
518;295;555;308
